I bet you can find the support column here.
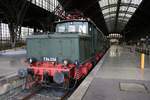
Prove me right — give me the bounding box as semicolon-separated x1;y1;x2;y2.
34;27;37;33
0;22;2;50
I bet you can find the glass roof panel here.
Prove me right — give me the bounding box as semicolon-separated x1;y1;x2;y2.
49;0;59;12
106;19;127;24
123;18;129;21
128;7;136;12
29;0;59;12
99;0;118;7
99;0;108;7
120;6;128;11
118;17;124;20
131;0;143;5
109;14;116;17
121;0;131;3
105;19;115;22
119;13;125;17
109;0;117;5
104;14;116;19
118;16;129;19
102;9;109;14
125;14;132;17
104;15;110;19
110;7;117;12
118;17;129;22
107;21;114;26
118;20;127;24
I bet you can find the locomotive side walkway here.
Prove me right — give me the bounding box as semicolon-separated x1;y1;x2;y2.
69;45;150;100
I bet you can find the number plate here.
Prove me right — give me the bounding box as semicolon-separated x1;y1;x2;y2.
43;57;57;62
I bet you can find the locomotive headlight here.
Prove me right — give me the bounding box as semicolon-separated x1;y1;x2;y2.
63;59;68;66
75;60;80;66
29;58;33;63
27;58;36;64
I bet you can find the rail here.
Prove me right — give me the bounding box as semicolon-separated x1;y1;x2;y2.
0;75;70;100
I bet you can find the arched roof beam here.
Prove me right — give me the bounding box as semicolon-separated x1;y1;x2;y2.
105;15;130;20
103;11;133;17
105;16;129;22
106;21;127;27
106;19;127;24
101;3;138;10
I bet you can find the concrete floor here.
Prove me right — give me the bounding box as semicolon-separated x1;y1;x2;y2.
82;45;150;100
96;45;150;80
0;49;26;77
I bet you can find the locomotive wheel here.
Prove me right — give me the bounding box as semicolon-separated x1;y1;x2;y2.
25;74;39;89
25;74;34;89
63;79;70;90
54;72;64;84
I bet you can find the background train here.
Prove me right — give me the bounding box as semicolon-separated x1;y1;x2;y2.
18;19;109;89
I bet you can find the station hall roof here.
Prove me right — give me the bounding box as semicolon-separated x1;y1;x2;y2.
99;0;142;32
59;0;150;40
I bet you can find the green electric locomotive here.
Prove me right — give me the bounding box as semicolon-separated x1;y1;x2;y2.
19;19;109;89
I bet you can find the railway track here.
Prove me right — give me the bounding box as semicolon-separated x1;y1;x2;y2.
11;85;70;100
0;74;77;100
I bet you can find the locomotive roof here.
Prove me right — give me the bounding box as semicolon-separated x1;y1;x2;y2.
54;19;89;24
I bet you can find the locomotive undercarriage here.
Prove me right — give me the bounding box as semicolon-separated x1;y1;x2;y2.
18;52;104;90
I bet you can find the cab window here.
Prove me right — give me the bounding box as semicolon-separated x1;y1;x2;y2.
79;24;87;34
68;25;76;32
57;26;65;32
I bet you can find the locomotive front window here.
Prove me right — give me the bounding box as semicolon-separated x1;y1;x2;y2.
57;26;66;32
56;21;88;34
68;25;76;32
79;25;87;34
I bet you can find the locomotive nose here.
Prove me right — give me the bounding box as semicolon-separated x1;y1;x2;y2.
53;72;64;84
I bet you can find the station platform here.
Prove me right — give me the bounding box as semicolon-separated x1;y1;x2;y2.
69;45;150;100
0;49;26;77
